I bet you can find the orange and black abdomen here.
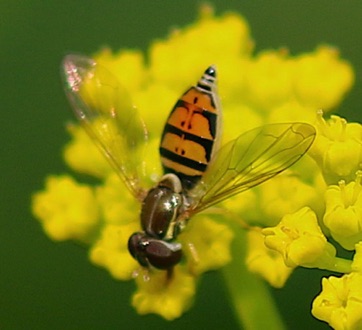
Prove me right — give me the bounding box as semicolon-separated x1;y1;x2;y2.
159;66;221;190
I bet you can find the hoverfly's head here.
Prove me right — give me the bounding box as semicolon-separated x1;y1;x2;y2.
128;232;183;270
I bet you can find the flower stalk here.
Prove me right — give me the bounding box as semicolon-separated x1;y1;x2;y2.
223;224;286;330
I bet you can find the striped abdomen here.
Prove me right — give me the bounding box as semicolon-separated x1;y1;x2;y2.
159;66;221;190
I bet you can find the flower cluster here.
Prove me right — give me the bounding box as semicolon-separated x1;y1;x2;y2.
32;6;362;328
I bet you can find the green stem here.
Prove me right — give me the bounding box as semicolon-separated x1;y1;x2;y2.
317;256;352;274
222;227;286;330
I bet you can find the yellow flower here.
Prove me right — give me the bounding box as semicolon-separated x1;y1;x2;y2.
293;46;354;111
32;175;99;242
262;207;337;269
246;229;293;288
244;49;293;111
312;273;362;330
95;173;139;226
310;113;362;184
258;173;320;226
324;171;362;250
95;48;146;92
32;6;356;323
64;124;112;179
89;223;139;280
132;266;196;320
149;7;253;94
179;214;234;275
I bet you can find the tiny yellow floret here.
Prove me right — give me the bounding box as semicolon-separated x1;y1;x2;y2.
244;50;292;111
312;273;362;330
132;267;196;320
259;175;320;227
310;113;362;184
293;46;354;111
263;207;336;269
95;173;139;225
246;229;293;288
324;171;362;250
64;124;112;179
180;215;234;275
94;48;146;93
149;9;253;93
89;223;139;280
32;175;99;242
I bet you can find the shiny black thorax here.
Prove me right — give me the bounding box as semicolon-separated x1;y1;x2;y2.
140;182;182;240
128;174;186;269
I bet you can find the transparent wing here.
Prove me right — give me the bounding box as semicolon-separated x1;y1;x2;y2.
61;54;148;200
189;122;316;213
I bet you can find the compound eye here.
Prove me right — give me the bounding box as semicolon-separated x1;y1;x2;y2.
128;233;183;270
128;232;150;268
145;240;183;270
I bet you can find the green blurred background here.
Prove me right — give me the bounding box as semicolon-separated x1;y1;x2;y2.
1;1;362;329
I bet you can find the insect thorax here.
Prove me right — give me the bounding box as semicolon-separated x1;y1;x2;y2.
140;173;186;241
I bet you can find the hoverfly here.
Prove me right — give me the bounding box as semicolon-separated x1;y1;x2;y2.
62;55;316;270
